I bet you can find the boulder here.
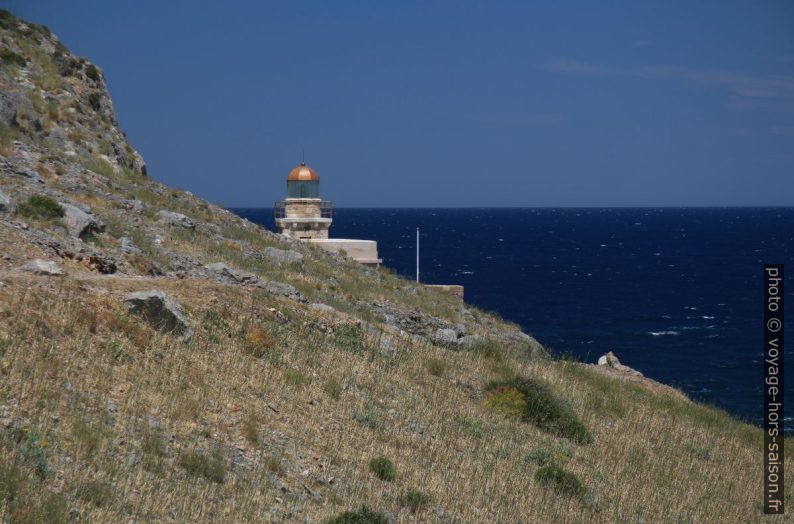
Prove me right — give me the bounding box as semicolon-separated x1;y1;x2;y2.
204;262;257;284
263;246;304;265
597;351;642;376
60;202;104;239
309;303;334;313
0;187;13;212
119;236;142;254
157;210;195;229
19;259;64;276
123;290;192;342
260;281;305;302
432;328;459;346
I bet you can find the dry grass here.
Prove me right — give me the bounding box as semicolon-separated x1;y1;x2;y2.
0;272;789;523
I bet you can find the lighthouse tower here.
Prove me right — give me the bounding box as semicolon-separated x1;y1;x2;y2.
274;162;332;239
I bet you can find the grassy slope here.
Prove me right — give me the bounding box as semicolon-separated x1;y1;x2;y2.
0;9;791;524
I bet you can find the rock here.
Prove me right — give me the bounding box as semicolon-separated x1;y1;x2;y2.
76;251;117;274
119;236;142;254
309;303;334;313
432;328;459;346
204;262;257;284
147;415;161;430
457;334;486;348
16;167;44;184
263;246;304;265
597;351;643;376
123;290;192;342
19;259;64;276
260;281;305;302
157;210;195;229
0;187;13;212
60;202;104;239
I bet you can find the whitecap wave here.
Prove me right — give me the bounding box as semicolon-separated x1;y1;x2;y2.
649;330;680;336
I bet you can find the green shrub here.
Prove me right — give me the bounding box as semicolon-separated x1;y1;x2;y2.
88;92;101;111
484;385;527;418
534;464;586;498
285;369;306;387
85;63;100;81
403;490;430;513
352;405;384;430
469;338;505;361
40;491;70;522
485;377;592;444
369;456;395;481
179;450;225;483
327;505;389;524
334;324;366;353
526;442;573;467
75;480;113;507
324;377;342;400
16;195;64;220
425;357;446;377
0;48;27;67
0;9;16;30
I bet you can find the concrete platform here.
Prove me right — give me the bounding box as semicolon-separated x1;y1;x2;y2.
309;238;382;267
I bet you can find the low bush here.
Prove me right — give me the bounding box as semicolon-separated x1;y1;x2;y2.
534;464;586;498
327;505;390;524
16;195;64;220
85;63;100;81
179;450;225;483
369;456;395;481
0;48;27;67
241;412;260;445
75;480;113;507
285;369;306;387
425;357;446;377
334;324;366;353
526;442;573;467
242;323;273;357
88;92;101;111
403;490;430;513
484;377;592;444
324;377;342;400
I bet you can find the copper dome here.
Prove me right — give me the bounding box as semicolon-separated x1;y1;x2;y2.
287;162;319;181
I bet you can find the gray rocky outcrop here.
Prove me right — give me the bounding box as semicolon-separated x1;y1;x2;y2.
19;259;64;276
204;262;257;284
123;290;192;342
309;303;334;313
157;210;195;229
60;202;104;239
432;328;459;346
597;351;642;376
260;281;305;302
263;246;304;265
119;236;142;254
0;187;12;212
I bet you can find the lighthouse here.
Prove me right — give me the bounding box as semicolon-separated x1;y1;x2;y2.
274;162;333;240
273;162;383;267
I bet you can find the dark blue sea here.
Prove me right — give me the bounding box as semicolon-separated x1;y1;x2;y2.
233;207;793;433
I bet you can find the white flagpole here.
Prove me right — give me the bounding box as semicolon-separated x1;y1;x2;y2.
416;227;419;283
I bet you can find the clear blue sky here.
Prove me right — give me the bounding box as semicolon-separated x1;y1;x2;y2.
6;1;794;206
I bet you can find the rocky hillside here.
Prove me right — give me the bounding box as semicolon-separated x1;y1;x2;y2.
0;9;789;523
